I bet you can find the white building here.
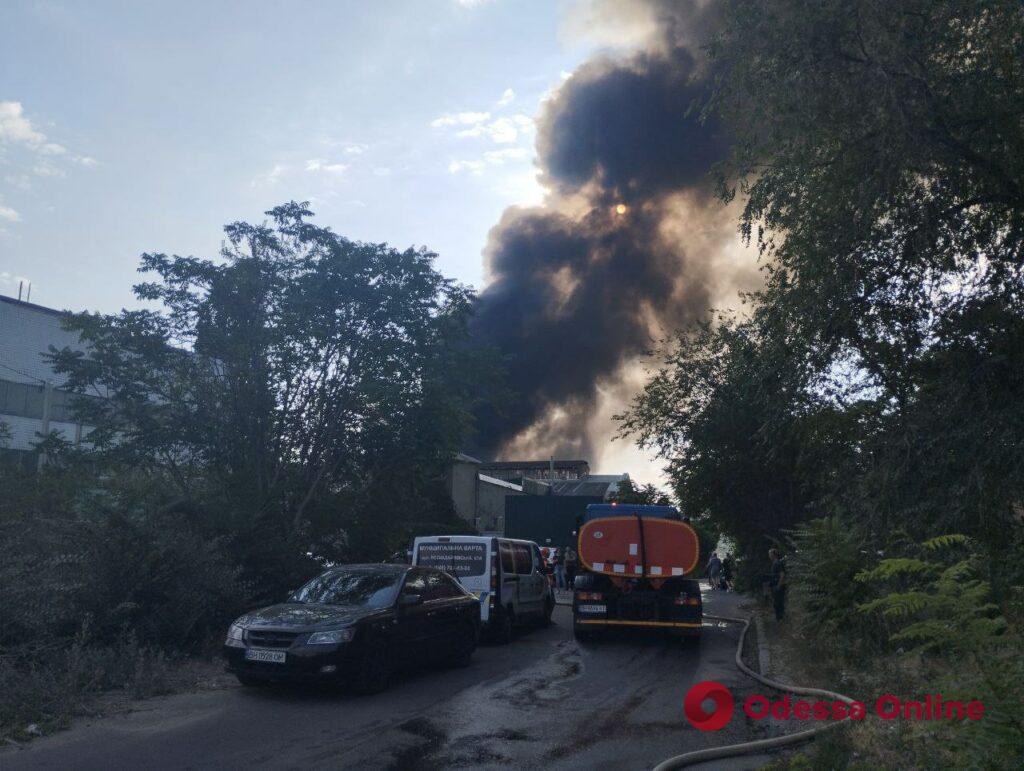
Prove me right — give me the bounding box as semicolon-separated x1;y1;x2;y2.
0;296;93;460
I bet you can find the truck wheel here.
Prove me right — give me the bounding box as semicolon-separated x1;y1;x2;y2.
493;606;514;644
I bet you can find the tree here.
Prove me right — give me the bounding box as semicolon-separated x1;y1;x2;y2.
49;203;497;578
696;0;1024;555
608;478;672;507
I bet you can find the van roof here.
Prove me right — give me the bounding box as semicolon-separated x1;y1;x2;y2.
414;535;539;546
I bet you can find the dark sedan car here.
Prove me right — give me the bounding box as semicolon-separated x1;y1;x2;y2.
223;563;480;694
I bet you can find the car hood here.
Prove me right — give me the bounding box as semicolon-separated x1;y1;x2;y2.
239;603;379;630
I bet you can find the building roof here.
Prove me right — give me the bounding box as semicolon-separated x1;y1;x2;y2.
454;452;482;464
478;473;523;492
0;294;68;318
549;479;620;497
480;460;589;471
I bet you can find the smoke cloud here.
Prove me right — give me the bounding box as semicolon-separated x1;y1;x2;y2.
471;1;754;462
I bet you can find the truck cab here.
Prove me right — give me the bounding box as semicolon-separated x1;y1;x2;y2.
572;504;702;640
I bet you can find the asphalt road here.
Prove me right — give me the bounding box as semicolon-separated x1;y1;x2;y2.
3;588;775;770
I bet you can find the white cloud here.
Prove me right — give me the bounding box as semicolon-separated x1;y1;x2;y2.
0;102;95;186
448;159;486;175
0;102;46;145
305;159;348;176
430;111;491;129
0;205;21;223
484;147;529;164
455;0;491;7
449;147;531;175
251;163;289;188
32;162;66;178
497;88;515;107
459;114;534;143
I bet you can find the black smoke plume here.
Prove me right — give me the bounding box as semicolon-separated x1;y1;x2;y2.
471;1;737;461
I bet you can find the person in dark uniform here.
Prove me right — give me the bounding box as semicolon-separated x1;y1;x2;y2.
720;554;734;591
564;546;579;588
769;548;787;621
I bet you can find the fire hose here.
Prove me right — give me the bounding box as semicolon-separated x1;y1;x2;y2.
652;613;856;771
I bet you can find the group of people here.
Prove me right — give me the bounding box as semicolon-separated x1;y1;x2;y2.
541;546;579;590
705;549;788;621
704;551;734;591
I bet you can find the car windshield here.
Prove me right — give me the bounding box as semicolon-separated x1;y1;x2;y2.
291;569;403;608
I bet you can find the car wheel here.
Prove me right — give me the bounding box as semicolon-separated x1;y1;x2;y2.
352;644;392;695
236;673;267;688
493;606;514;644
449;623;477;668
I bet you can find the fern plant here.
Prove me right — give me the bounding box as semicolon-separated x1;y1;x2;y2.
856;535;1023;767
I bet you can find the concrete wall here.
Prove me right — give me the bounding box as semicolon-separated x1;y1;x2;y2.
448;458;480;524
476;477;524;534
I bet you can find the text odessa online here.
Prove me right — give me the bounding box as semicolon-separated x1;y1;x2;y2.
744;693;984;722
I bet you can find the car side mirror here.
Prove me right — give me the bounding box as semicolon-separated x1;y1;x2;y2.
399;593;424;607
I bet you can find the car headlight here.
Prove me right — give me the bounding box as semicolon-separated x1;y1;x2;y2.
225;623;246;648
307;628;355;645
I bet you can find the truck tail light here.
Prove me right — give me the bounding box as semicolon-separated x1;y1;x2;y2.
577;591;604;601
491;557;498;591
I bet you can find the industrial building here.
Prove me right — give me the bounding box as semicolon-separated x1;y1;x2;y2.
447;452;627;537
0;296;94;464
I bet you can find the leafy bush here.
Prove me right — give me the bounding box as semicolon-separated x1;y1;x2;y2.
856;535;1024;767
787;516;882;640
0;513;250;651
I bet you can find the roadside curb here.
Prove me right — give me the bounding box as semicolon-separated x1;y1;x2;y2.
753;613;771;677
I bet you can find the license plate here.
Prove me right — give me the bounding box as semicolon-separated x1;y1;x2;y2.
245;648;287;664
578;604;607;613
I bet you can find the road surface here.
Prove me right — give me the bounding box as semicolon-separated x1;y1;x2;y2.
3;588;776;770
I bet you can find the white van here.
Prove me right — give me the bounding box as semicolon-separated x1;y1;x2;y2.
412;535;554;643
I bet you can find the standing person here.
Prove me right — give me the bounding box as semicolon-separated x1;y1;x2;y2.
564;546;579;589
706;551;722;590
721;554;734;591
769;548;787;621
554;547;566;590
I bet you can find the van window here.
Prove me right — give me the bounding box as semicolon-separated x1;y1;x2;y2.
499;541;515;573
512;543;532;574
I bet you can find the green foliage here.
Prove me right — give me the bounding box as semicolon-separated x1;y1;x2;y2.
607;478;672;507
787;517;881;639
855;535;1023;765
618;6;1024;765
856;536;1008;654
46;202;496;577
1;205;499;737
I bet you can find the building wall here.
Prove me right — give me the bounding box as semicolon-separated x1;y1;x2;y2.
0;297;92;453
476;478;524;534
448;458;480;524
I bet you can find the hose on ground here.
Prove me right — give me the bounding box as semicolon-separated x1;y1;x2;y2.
652;613;856;771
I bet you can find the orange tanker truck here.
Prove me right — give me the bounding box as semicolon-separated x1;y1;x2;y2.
572;503;702;640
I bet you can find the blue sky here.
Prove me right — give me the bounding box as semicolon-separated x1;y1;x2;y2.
0;0;597;312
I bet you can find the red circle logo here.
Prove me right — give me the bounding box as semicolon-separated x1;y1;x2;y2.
684;681;734;731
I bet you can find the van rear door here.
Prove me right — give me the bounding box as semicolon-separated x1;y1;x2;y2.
412;537;492;621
